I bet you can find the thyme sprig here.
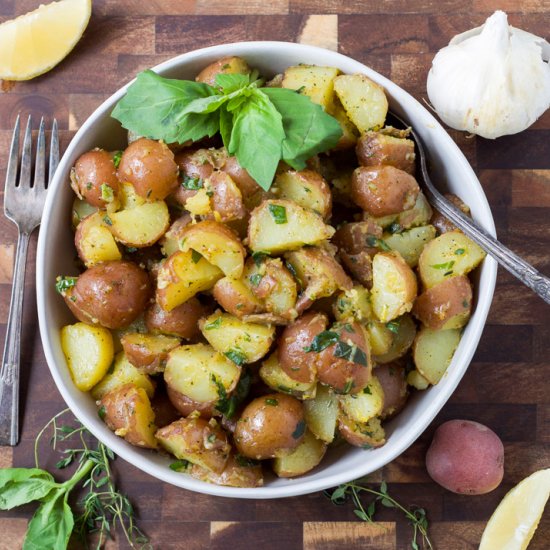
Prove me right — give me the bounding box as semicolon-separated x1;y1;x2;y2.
325;481;433;550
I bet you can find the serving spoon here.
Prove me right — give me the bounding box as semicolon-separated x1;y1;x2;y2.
390;112;550;305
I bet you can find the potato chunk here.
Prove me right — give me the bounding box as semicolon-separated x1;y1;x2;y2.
372;313;417;364
74;212;121;267
91;351;155;400
333;74;388;132
418;231;486;289
60;322;114;391
100;383;157;449
156;416;231;474
339;375;385;424
273;169;332;219
199;312;275;364
164;343;241;404
356;131;416;174
212;276;264;317
259;353;317;400
179;220;245;279
281;65;341;110
156;250;223;311
381;225;437;268
109;200;170;248
413;327;461;384
248;200;334;254
120;333;181;374
272;429;327;478
303;384;339;443
371;252;418;322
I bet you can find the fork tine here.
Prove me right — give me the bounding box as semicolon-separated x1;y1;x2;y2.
33;117;46;189
48;119;59;186
18;115;32;188
5;114;20;192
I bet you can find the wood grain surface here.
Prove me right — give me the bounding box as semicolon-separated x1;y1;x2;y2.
1;1;549;549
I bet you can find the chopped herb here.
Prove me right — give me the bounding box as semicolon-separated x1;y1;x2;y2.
55;276;77;294
363;386;372;395
204;317;222;330
462;300;469;308
333;341;368;367
206;189;214;197
235;454;259;467
296;85;306;94
454;248;465;255
291;420;306;439
385;320;400;334
181;174;203;190
100;183;114;202
303;330;340;352
362;444;374;450
366;235;391;251
388;222;402;234
249;273;263;287
265;398;279;406
224;349;247;366
277;385;292;394
97;406;106;420
86;182;93;190
285;261;300;283
268;203;287;224
342;323;355;333
430;260;455;270
212;370;251;419
191;249;202;263
252;251;268;266
221;63;231;70
206;433;216;444
112;150;123;168
125;246;138;253
342;379;354;394
444;270;454;276
169;459;190;472
102;215;113;226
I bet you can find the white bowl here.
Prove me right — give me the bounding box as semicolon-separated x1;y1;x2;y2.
36;41;497;498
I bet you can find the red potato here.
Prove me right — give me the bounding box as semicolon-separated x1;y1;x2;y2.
171;148;217;208
212;276;264;317
278;311;329;384
195;56;250;87
430;193;471;235
71;149;121;209
316;322;372;394
356;131;416;174
145;298;210;340
412;275;473;330
426;420;504;495
117;138;179;201
351;165;420;217
221;155;262;197
166;385;216;418
375;362;408;419
207;170;247;222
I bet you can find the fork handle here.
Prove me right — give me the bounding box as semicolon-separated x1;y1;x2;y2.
0;231;31;446
428;192;550;305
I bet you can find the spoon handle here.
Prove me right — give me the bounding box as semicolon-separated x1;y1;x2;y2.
422;175;550;305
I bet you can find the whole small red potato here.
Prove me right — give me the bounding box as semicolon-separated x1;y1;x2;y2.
426;420;504;495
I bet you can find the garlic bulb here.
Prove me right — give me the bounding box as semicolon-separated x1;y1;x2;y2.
427;11;550;139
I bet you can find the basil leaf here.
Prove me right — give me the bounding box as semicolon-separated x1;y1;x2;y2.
23;489;74;550
215;73;251;94
0;468;56;511
227;89;285;190
219;105;233;148
262;87;342;169
304;330;340;352
111;70;217;143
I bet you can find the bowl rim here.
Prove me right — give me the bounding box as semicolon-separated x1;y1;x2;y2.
36;40;497;499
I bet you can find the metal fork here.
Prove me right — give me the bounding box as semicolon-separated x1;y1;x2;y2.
390;112;550;305
0;115;59;446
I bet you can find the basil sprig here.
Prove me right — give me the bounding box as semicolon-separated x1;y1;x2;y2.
112;70;342;190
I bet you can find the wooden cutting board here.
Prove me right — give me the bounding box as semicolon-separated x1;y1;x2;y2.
0;1;549;548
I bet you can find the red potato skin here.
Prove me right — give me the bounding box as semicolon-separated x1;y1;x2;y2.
317;322;372;394
145;298;210;340
355;132;416;175
150;390;182;429
71;149;120;208
430;193;471;234
221;156;262;197
166;385;216;418
117;138;179;201
426;420;504;495
351;165;420;217
278;311;329;384
207;170;247;222
68;261;151;329
171;148;215;207
375;362;408;419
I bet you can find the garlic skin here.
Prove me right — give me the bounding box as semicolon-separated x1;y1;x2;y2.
427;11;550;139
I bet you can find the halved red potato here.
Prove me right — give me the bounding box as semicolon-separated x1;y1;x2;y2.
179;220;245;279
74;212;121;267
212;276;265;317
337;414;386;449
121;333;181;374
189;453;263;488
145;298;209;340
375;362;409;420
356;131;416;174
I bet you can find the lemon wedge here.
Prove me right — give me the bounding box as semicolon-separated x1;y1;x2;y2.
0;0;92;81
479;468;550;550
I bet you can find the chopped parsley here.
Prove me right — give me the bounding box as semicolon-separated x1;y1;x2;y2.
249;273;263;287
212;371;251;419
224;349;247;366
265;398;279;406
366;235;391;251
252;251;268;266
55;276;77;294
235;454;259;468
181;174;203;190
291;420;306;439
385;320;400;334
268;203;287;224
203;317;222;330
112;150;123;168
169;459;190;472
388;222;402;234
97;405;106;420
342;379;354;394
454;248;466;255
333;341;368;367
430;260;455;270
100;183;114;202
191;249;202;263
303;330;340;352
102;215;113;226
